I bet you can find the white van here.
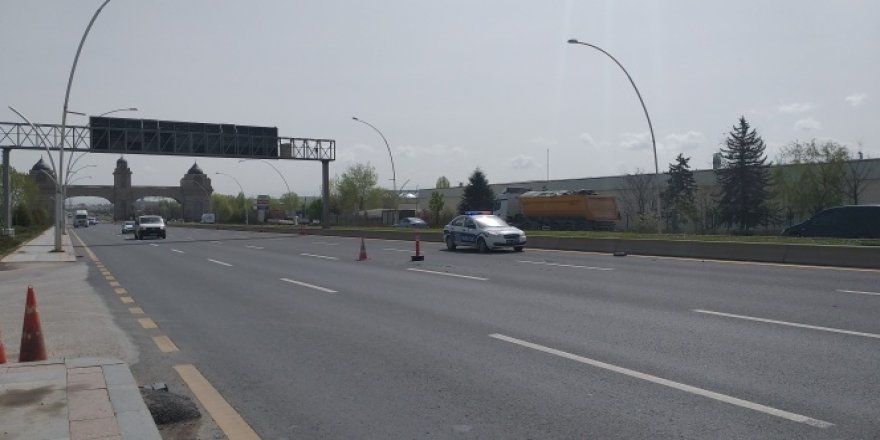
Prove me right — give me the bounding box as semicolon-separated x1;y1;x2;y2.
74;210;89;228
200;213;216;224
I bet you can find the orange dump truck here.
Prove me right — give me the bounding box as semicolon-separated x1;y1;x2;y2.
494;188;619;230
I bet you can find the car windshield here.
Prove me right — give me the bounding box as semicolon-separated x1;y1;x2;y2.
474;215;509;228
124;222;134;226
139;217;161;224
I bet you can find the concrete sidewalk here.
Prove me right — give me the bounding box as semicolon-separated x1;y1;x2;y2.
1;227;76;264
1;227;161;439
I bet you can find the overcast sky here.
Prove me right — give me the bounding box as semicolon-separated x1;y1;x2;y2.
2;1;877;198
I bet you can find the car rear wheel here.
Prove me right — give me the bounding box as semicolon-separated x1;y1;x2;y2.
477;238;489;253
445;236;456;251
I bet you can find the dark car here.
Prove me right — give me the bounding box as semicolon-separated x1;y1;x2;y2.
394;217;428;228
782;205;880;238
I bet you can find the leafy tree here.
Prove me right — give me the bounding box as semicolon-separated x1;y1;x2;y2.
428;191;445;224
716;117;771;231
621;169;658;232
335;163;379;215
843;144;871;205
457;168;495;213
435;176;450;189
663;154;697;232
277;192;300;217
774;139;849;224
307;198;323;222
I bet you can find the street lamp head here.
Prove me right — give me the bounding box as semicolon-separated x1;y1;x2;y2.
567;38;580;44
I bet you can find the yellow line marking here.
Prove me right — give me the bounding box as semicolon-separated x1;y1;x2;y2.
115;287;128;295
138;318;158;329
129;307;144;315
72;233;100;262
174;364;260;440
109;281;120;287
153;336;179;353
120;296;134;304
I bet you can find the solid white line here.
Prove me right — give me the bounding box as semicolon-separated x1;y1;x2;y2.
300;253;339;261
150;243;159;247
207;259;233;267
171;249;185;254
693;309;880;340
406;268;488;281
836;289;880;297
280;278;338;294
245;245;264;250
210;241;222;244
312;241;339;246
517;260;613;271
383;248;412;252
489;333;833;429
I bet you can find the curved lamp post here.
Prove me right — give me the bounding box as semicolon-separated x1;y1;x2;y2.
215;172;248;225
238;159;293;218
67;107;138;118
567;38;662;233
352;116;396;194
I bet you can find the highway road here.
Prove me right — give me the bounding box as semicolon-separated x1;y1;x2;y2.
72;224;880;439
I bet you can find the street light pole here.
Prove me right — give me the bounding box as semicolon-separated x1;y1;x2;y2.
215;172;248;225
352;116;396;194
567;38;662;233
238;159;292;219
54;0;112;251
67;107;138;118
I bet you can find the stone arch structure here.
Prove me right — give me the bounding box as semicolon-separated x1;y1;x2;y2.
32;157;213;222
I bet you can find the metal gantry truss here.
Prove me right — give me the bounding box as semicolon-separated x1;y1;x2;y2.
0;121;335;161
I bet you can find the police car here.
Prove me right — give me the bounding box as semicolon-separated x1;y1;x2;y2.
443;211;527;252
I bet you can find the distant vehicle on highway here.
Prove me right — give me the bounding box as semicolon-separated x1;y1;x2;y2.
394;217;428;228
121;221;135;234
88;217;98;225
201;213;216;224
782;205;880;238
73;210;89;228
444;211;526;252
134;215;166;240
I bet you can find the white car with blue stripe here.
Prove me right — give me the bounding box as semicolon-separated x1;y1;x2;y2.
443;212;527;252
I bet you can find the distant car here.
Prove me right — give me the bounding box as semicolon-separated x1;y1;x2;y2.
200;213;216;224
443;211;526;252
134;215;166;240
782;205;880;238
394;217;428;228
121;221;135;234
88;217;97;225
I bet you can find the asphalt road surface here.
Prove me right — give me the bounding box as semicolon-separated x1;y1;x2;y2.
73;224;880;439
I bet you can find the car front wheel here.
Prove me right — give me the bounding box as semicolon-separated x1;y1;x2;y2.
514;246;524;252
477;238;489;253
445;236;456;251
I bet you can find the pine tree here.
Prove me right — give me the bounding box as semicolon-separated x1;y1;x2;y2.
716;117;771;231
457;168;495;213
663;154;696;232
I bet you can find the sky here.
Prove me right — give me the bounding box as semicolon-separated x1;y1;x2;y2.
1;1;878;200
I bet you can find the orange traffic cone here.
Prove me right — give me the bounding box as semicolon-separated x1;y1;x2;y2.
0;325;7;364
357;238;368;261
19;286;47;362
411;235;424;261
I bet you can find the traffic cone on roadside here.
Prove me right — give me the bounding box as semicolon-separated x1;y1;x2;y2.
357;238;368;261
411;235;424;261
0;325;7;364
19;286;47;362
